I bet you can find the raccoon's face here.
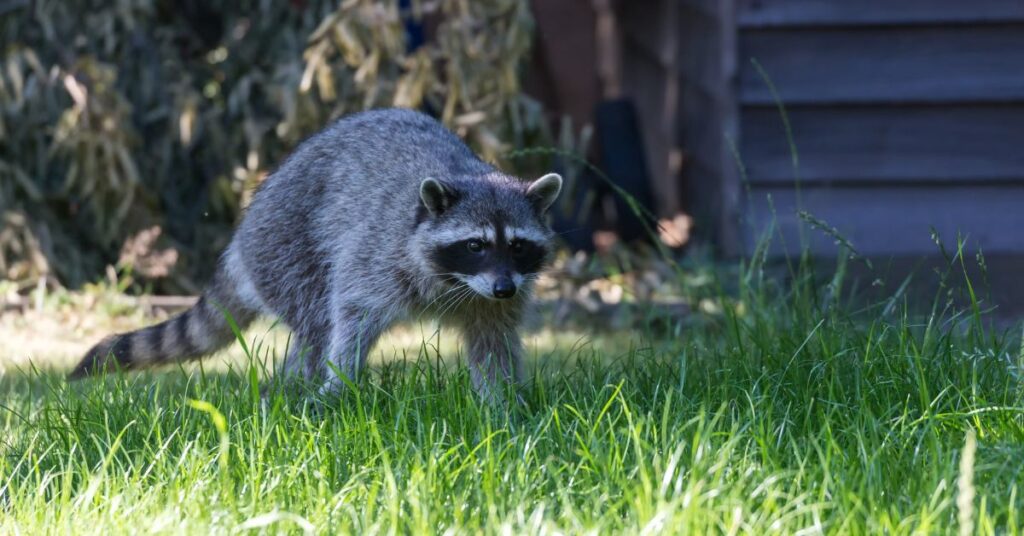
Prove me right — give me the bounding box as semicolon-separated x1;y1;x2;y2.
418;173;562;301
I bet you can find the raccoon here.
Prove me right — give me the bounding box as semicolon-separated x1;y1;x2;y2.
69;108;562;403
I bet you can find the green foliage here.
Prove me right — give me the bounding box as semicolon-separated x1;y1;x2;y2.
2;250;1022;533
0;0;541;290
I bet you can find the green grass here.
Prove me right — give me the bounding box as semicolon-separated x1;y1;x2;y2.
2;254;1023;534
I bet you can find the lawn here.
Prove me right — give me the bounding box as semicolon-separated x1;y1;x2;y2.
1;255;1022;534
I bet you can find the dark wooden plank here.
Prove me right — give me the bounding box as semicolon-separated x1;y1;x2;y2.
740;105;1024;183
743;185;1024;255
621;37;681;215
717;0;743;255
682;158;730;242
624;3;723;81
678;83;730;170
739;26;1024;104
738;0;1024;28
620;0;673;65
622;0;742;249
679;0;726;19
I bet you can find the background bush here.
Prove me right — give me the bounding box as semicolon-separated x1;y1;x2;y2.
0;0;547;293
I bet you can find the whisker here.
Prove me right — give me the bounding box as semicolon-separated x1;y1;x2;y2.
424;284;464;309
436;287;475;320
427;272;462;278
450;291;479;319
428;287;465;319
417;284;466;322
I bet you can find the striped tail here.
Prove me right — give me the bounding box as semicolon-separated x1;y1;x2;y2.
68;267;259;379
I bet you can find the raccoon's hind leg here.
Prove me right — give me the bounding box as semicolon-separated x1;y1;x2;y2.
260;336;325;399
276;343;320;381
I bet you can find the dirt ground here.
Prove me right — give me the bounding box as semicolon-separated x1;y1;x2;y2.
0;298;574;376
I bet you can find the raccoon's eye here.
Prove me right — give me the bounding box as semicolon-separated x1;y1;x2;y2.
510;239;525;255
467;239;484;253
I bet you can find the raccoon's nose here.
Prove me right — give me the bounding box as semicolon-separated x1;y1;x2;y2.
493;277;517;299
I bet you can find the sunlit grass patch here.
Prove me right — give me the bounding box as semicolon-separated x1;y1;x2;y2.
2;254;1022;533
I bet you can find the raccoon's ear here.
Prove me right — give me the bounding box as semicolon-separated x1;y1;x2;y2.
420;177;457;216
526;173;563;214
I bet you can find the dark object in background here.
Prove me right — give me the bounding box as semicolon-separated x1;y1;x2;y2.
399;0;426;51
591;0;656;244
548;159;599;252
594;98;656;243
526;0;657;250
158;0;224;56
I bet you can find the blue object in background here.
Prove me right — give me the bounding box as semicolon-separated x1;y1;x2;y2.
399;0;434;118
399;0;425;51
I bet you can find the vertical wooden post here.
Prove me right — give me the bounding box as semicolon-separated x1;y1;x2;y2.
717;0;743;256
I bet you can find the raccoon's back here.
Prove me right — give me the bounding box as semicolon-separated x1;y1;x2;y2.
234;110;492;299
248;109;491;233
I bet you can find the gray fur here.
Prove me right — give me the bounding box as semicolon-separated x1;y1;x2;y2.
69;108;561;403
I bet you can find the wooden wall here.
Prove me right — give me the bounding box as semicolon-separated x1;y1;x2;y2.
622;0;1024;257
621;0;743;252
738;0;1024;256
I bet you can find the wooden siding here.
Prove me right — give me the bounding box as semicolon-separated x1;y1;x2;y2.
736;1;1024;256
621;0;742;252
739;26;1024;105
745;185;1024;255
741;105;1024;184
622;0;1024;257
619;19;678;216
737;0;1024;27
